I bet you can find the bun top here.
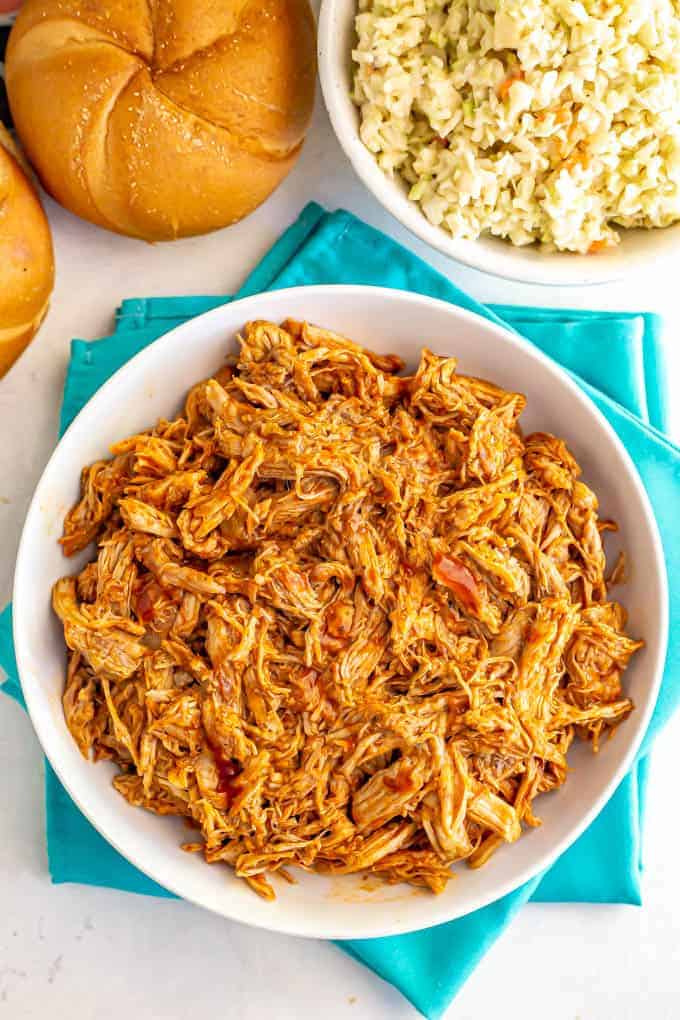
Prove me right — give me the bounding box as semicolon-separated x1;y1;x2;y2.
6;0;316;241
0;124;54;377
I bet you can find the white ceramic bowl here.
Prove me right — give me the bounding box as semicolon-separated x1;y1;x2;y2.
318;0;680;286
13;286;667;939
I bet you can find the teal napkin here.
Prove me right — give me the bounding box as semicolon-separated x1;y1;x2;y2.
2;203;679;1019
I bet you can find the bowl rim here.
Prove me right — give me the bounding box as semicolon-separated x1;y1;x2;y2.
12;284;668;938
317;0;680;287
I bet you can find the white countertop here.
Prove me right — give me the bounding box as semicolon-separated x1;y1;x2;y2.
2;35;680;1018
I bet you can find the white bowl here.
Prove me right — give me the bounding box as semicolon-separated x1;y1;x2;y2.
13;285;667;939
318;0;680;286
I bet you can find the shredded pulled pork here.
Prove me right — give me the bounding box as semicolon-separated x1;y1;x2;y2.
54;319;643;899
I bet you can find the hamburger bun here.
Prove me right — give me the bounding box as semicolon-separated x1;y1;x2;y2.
6;0;317;242
0;123;54;377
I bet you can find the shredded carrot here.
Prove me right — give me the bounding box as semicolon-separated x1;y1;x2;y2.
563;149;591;171
588;239;610;254
497;70;524;100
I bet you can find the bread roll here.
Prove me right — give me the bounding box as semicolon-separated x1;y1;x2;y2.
0;123;54;378
6;0;316;242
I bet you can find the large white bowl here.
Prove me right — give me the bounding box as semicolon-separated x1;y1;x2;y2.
318;0;680;286
13;286;667;939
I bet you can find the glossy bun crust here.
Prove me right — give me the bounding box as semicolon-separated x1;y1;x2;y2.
6;0;316;241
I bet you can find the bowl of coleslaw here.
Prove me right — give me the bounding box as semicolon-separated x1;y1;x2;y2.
319;0;680;285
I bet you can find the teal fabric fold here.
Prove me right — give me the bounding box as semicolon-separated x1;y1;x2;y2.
2;203;679;1020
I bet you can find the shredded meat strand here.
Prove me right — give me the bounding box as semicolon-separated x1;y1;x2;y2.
54;319;642;899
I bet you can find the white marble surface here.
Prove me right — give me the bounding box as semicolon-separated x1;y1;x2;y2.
2;40;680;1019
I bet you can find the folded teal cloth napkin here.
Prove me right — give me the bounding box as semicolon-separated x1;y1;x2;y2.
2;203;680;1019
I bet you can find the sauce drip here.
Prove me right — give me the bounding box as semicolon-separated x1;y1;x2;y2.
209;742;243;804
432;554;480;613
384;768;414;794
136;586;156;623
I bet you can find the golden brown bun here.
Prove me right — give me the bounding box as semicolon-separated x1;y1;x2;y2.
6;0;317;242
0;124;55;378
